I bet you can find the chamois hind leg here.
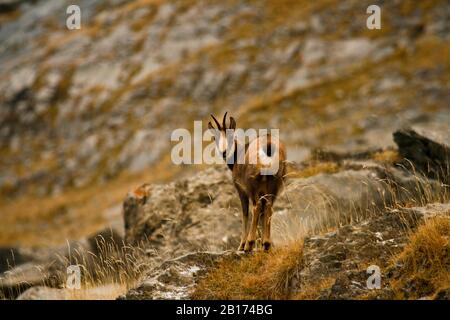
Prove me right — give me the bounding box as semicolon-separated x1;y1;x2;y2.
237;191;249;251
262;196;274;251
244;199;262;253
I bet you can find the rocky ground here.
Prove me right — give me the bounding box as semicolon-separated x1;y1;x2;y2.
2;129;448;299
0;0;449;299
1;0;449;245
119;129;449;300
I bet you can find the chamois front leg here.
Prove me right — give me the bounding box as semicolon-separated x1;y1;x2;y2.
237;191;249;251
244;200;261;252
262;198;274;251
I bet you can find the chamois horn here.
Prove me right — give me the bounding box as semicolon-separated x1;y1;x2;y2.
211;114;221;130
222;112;228;129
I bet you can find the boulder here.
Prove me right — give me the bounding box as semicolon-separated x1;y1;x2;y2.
0;248;27;273
122;251;240;300
123;166;242;258
394;128;450;184
16;286;68;300
0;262;51;299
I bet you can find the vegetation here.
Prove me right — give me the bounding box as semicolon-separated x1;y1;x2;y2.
389;216;450;299
192;241;303;299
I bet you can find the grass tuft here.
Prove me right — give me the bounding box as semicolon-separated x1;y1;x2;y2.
192;241;303;300
390;216;450;299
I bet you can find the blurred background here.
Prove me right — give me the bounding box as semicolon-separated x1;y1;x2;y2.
0;0;449;247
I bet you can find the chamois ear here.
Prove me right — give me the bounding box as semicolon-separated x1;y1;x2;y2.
229;116;236;130
208;121;214;130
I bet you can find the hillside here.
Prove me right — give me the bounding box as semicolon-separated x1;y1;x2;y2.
0;0;449;300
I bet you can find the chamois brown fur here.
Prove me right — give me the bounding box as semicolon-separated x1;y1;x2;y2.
208;113;286;252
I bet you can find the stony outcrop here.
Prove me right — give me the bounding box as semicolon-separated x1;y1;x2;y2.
122;251;241;300
123;148;444;255
298;203;450;299
16;286;69;300
123;166;242;257
2;130;448;300
121;130;448;299
394;128;450;184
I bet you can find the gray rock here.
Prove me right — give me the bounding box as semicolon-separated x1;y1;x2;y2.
123;166;241;257
122;250;240;300
16;286;68;300
0;262;50;299
394;128;450;184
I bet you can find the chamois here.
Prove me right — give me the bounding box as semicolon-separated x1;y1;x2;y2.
208;113;286;252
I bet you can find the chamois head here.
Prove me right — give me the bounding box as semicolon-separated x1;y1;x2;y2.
208;112;236;155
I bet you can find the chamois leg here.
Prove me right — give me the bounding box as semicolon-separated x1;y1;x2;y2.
244;199;261;252
262;197;274;251
237;191;249;251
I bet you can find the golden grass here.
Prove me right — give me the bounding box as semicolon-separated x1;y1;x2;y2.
389;216;450;299
191;211;450;301
293;277;335;300
286;161;340;179
372;149;401;164
192;241;303;300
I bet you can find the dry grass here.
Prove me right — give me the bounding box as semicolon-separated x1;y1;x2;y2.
286;161;340;179
61;236;150;288
1;236;151;300
389;216;450;299
192;241;303;300
293;277;335;300
192;167;448;300
372;149;401;164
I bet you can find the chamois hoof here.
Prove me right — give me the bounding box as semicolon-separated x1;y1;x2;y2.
263;242;272;252
244;240;255;253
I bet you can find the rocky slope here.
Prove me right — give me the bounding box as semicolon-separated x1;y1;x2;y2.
0;0;449;300
119;129;448;300
1;0;449;246
1;128;449;299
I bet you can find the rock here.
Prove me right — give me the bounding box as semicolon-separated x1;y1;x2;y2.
123;166;241;257
87;227;124;257
331;38;377;63
122;250;240;300
394;128;450;183
16;286;68;300
271;158;444;243
0;248;27;273
294;202;450;299
0;262;52;299
0;0;27;12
